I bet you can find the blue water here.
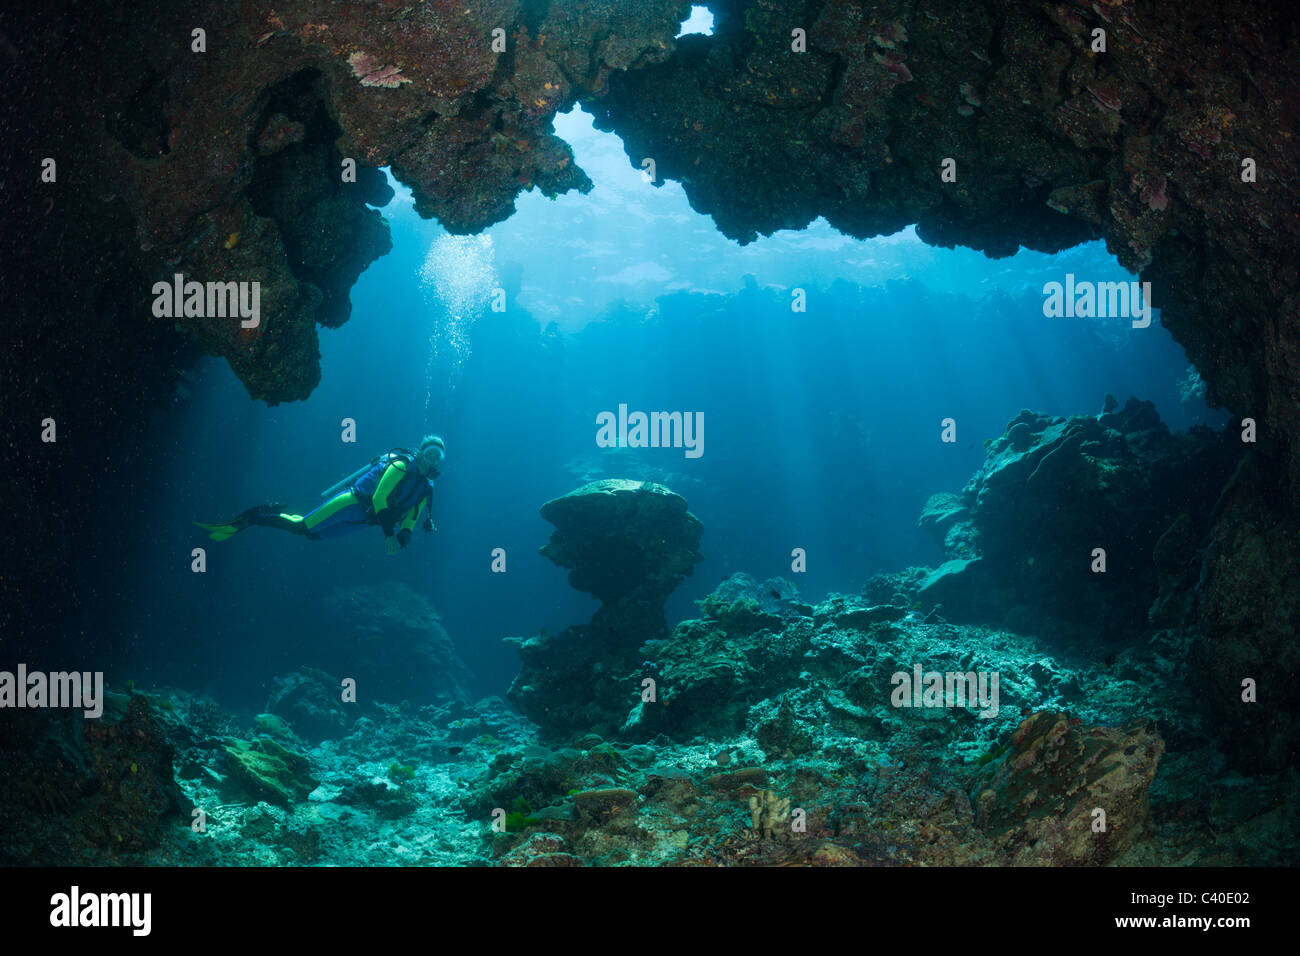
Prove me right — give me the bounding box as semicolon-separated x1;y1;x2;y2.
93;107;1226;709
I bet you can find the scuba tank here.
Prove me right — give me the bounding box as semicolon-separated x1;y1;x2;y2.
319;463;372;500
320;448;415;499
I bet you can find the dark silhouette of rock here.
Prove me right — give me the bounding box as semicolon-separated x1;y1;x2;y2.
916;400;1237;642
1190;454;1300;771
264;668;355;743
0;695;186;862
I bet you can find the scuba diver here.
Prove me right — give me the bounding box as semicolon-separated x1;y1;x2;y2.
196;435;445;555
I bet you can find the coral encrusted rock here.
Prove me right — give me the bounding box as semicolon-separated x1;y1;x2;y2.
508;480;703;738
915;400;1236;641
972;710;1164;865
537;479;705;612
222;736;319;808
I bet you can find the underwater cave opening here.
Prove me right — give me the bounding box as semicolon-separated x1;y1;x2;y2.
676;6;716;38
95;105;1231;708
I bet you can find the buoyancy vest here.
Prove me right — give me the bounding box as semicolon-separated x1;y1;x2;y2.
352;450;431;519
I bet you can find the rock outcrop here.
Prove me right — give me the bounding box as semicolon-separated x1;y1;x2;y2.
972;711;1164;865
0;695;186;861
1;0;685;404
508;479;703;737
617;572;1116;748
1189;454;1300;771
915;400;1237;642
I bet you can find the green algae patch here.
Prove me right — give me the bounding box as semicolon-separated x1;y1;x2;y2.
223;737;319;807
505;796;541;831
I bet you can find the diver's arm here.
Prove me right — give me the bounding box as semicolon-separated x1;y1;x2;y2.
400;498;426;533
393;500;424;550
371;460;409;535
422;484;435;532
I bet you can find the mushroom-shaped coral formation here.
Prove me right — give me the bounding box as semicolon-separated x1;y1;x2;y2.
508;480;703;738
537;479;704;611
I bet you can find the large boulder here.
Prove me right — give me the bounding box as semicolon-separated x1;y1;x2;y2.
915;400;1236;642
509;480;703;738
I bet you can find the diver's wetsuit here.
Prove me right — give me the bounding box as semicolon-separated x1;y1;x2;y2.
199;454;433;543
